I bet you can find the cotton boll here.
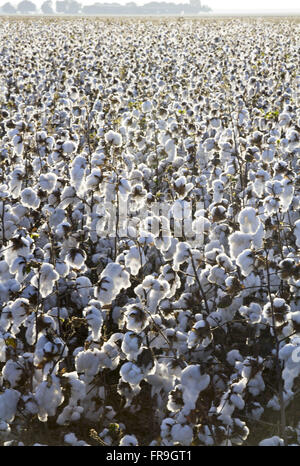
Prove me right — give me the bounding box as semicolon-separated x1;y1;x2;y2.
121;332;142;361
236;249;255;276
124;304;149;333
207;265;227;286
119;434;138;446
39;173;57;193
75;349;101;377
226;350;243;366
83;305;104;341
259;436;284;446
0;389;20;423
62;140;77;154
228;232;252;259
238;207;260;234
173;242;190;271
124;245;146;276
20;187;40;209
31;263;59;298
181;365;210;411
104;130;122;147
171;424;193;446
120;362;143;386
141;100;152;113
65;248;87;270
294;220;300;248
2;360;23;388
239;303;262;323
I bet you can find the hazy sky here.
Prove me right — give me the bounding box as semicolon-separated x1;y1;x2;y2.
10;0;300;10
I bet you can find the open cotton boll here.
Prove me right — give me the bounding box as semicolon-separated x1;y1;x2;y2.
181;365;210;410
294;220;300;248
83;305;104;341
2;360;23;388
121;332;142;361
124;245;146;276
75;349;101;377
124;304;149;333
118;178;131;199
119;434;138;446
65;248;87;269
20;187;40;209
238;207;260;234
120;361;144;386
31;263;59;298
228;232;252;259
236;249;255;276
173;242;190;271
104;130;122;147
165;138;177;161
39;173;57;193
239;302;262;323
171;424;193;446
62;140;77;154
0;389;20;423
259;436;284;446
141;100;152;113
212;179;224;203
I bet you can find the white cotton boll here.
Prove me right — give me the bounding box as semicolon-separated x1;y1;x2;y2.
171;200;192;220
0;389;20;423
120;362;143;386
226;350;243;366
2;360;23;388
119;435;138;446
171;424;193;446
83;305;104;341
165;138;177;161
101;263;130;293
294;220;300;248
32;263;59;298
141;100;152;113
212;180;224;203
247;373;265;396
236;249;254;276
86;169;102;190
121;332;142;361
259;436;284;446
75;349;101;377
20;188;40;209
207;265;227;286
279;179;294;212
55;260;69;277
65;248;87;269
173;242;190;271
261;147;275;163
64;433;88;446
95;276;115;305
239;302;262;323
118;178;131;198
104;130;122;147
62;140;76;154
39;173;57;193
181;365;210;410
124;245;146;276
11;298;30;334
228;232;252;259
230;393;245;410
238;207;260;234
124;304;149;333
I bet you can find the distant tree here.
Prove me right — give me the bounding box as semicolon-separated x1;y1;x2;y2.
67;0;81;14
41;0;54;13
1;1;17;13
17;0;37;13
55;0;68;13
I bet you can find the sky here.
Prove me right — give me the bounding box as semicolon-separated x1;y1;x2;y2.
6;0;300;12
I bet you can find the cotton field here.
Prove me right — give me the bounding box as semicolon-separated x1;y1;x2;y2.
0;16;299;446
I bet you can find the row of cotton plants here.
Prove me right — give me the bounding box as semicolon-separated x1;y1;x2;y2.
0;16;299;446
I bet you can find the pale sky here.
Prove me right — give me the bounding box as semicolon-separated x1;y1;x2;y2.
7;0;300;11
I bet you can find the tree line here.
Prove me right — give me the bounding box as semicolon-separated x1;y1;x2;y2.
0;0;211;15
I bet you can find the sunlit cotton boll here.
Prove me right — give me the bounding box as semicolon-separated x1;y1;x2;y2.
141;100;152;113
20;187;40;209
65;248;87;269
39;173;57;193
170;424;193;446
104;130;122;147
119;435;138;446
181;365;210;410
120;362;144;386
236;249;255;276
238;207;260;234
